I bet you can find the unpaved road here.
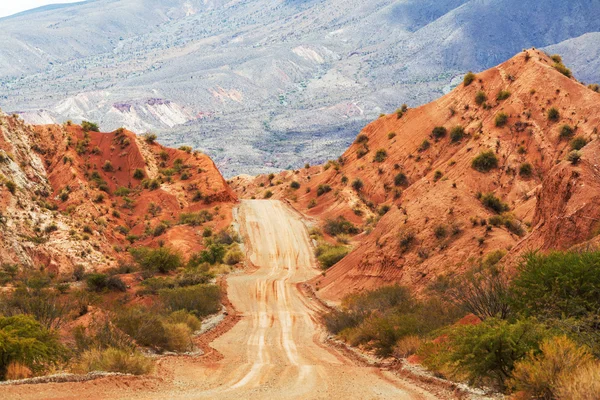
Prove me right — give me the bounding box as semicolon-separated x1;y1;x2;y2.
1;200;444;399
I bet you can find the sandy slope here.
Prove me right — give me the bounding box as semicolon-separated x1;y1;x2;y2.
0;200;443;399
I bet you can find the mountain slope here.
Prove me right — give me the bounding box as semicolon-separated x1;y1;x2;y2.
233;50;600;301
1;0;600;176
0;112;236;274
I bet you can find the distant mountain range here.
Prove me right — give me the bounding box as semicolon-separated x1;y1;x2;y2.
1;0;599;176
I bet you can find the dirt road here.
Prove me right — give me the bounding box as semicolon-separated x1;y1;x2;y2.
1;200;443;399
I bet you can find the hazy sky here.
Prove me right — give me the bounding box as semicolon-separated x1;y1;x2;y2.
0;0;82;18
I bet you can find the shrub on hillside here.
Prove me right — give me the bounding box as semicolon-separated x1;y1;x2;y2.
394;173;408;186
159;284;221;317
130;247;183;274
316;184;332;196
351;178;364;191
556;361;600;400
316;244;349;269
449;126;465;142
559;124;575;140
74;347;154;375
496;90;511;101
570;136;587;150
179;211;213;226
463;72;476;86
355;134;368;144
0;287;71;330
431;126;447;139
0;315;66;380
475;91;487;106
547;107;560;121
324;216;359;236
471;150;498;172
495;112;508;127
480;192;509;213
81;121;100;132
373;149;388;162
133;168;145;180
519;162;533;177
567;150;582;164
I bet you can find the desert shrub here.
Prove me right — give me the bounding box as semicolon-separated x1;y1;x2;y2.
263;190;273;199
463;71;476;86
556;361;600;400
195;244;226;265
378;204;390;216
394;173;408;186
163;323;193;352
433;224;447;239
488;213;525;236
133;168;145;180
152;223;167;237
5;180;17;194
567;150;582;164
316;244;349;269
570;136;587;150
480;192;509;213
0;287;71;330
511;251;600;320
418;139;430;152
471;150;498;172
398;229;415;253
496;90;511;100
290;181;300;189
130;247;183;274
102;160;114;172
519;162;533;177
373;149;388;162
144;133;157;144
589;83;600;92
495;112;508;127
547;107;560;121
433;170;443;182
356;146;369;159
74;348;153;375
475;91;487;105
223;247;244;265
0;315;66;380
355;134;368;144
324;216;359;236
387;132;396;139
510;336;594;399
431;126;447;139
138;277;175;295
167;310;201;332
159;284;221;317
422;318;547;390
316;184;332;196
553;61;572;78
393;335;422;358
559;124;574;140
81;121;100;132
114;307;169;350
449;126;464;142
179;211;212;226
351;178;364;191
86;274;126;293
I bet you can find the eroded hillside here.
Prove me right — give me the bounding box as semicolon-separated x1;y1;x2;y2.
0;114;236;274
232;49;600;301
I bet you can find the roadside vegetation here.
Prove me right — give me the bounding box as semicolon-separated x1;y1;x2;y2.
0;227;243;381
322;249;600;398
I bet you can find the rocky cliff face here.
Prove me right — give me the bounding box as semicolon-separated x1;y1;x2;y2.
0;112;236;274
233;50;600;301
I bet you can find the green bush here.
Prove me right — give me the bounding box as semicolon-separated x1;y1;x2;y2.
394;173;408;186
179;211;212;226
316;184;332;196
81;121;100;132
449;126;465;142
167;310;201;332
114;307;169;350
5;180;16;194
567;150;582;164
351;178;364;191
355;134;368;144
0;287;71;330
480;192;509;213
130;247;183;274
570;136;587;150
196;244;226;265
496;90;511;101
431;126;447;139
418;139;430;152
553;62;572;78
290;181;300;189
547;107;560;121
559;124;575;140
316;244;349;269
74;347;154;375
511;251;600;320
495;112;508;127
373;149;388;162
472;150;498;172
422;318;547;390
475;91;487;106
133;168;145;180
324;216;359;236
519;162;533;177
463;72;476;86
0;315;66;380
159;284;221;317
